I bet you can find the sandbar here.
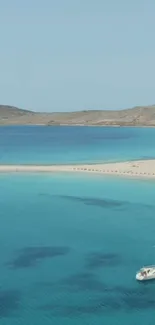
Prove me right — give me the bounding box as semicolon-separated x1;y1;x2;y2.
0;160;155;179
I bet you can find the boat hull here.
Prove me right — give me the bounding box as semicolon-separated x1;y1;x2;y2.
136;273;155;281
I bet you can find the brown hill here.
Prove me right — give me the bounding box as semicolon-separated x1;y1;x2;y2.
0;104;155;126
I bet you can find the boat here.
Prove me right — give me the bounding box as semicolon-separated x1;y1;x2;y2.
136;265;155;281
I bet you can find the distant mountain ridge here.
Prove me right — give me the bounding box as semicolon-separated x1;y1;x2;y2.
0;104;155;126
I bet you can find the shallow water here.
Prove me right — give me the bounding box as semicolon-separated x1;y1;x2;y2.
1;125;155;324
0;173;155;325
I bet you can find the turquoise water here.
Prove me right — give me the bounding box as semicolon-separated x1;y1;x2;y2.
0;126;155;163
0;173;155;325
1;126;155;324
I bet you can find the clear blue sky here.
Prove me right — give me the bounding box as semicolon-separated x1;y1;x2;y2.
0;0;155;112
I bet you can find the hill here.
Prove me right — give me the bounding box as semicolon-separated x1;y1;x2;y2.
0;104;155;126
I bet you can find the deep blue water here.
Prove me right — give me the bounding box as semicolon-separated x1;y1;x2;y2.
0;125;155;163
1;126;155;325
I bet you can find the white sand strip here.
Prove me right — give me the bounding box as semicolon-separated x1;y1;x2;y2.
0;160;155;178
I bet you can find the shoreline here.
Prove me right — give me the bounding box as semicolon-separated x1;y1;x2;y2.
1;124;155;128
0;160;155;179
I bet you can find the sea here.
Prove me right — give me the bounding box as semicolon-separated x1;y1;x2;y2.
0;126;155;325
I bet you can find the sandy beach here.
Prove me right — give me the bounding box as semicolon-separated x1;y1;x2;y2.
0;160;155;178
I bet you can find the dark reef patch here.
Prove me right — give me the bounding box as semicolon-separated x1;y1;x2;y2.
38;303;105;317
6;246;70;269
37;271;155;316
60;272;107;292
38;194;154;211
38;290;155;317
85;252;122;269
0;289;21;318
56;195;125;209
33;272;107;294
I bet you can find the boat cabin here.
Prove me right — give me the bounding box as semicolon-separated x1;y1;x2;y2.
140;266;155;276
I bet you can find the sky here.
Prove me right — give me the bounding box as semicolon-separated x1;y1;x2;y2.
0;0;155;112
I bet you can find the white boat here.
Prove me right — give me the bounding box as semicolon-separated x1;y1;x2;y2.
136;265;155;281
